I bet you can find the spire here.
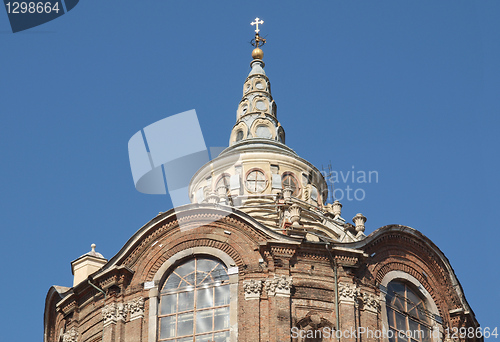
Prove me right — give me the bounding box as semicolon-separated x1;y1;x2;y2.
229;18;285;146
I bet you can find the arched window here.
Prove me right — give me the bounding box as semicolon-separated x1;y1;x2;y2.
282;172;300;197
385;281;432;342
158;257;231;342
215;174;231;196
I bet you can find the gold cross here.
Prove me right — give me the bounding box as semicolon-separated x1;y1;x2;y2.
251;17;264;33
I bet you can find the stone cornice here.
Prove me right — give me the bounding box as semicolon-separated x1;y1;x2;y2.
56;265;134;314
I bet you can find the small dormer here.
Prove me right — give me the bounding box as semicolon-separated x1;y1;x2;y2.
70;244;107;287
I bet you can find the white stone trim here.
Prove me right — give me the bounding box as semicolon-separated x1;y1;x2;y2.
127;297;145;321
264;275;293;297
243;279;262;300
148;247;239;342
61;327;78;342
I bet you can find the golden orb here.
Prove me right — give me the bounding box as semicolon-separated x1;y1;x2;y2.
252;48;264;60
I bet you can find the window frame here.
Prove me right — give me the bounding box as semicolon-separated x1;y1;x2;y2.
281;172;300;197
244;168;268;193
148;247;239;342
158;257;231;341
380;271;443;342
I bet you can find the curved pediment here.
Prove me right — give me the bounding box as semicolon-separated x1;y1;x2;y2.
97;204;300;275
335;224;477;326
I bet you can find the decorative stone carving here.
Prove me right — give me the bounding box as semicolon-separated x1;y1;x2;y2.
361;292;381;311
127;297;145;321
304;186;310;201
243;279;262;300
264;275;293;297
296;314;334;341
338;283;359;301
338;283;380;312
62;327;78;342
288;204;302;228
205;191;219;204
101;298;145;325
116;303;128;322
102;303;118;326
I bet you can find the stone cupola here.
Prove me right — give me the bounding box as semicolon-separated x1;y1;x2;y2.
229;57;284;145
188;19;362;242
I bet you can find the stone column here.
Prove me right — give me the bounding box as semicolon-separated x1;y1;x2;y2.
102;303;118;342
264;275;293;342
359;292;381;342
242;279;262;342
125;297;145;342
100;301;130;342
338;282;358;342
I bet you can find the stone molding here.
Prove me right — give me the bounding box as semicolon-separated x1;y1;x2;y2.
338;282;359;302
127;297;145;321
243;279;262;300
338;283;380;312
362;292;381;312
62;327;78;342
102;303;119;327
264;275;293;297
116;303;128;322
101;297;145;326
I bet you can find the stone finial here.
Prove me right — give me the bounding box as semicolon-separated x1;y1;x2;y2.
352;213;367;234
332;200;342;217
91;243;96;252
289;204;302;228
282;186;293;201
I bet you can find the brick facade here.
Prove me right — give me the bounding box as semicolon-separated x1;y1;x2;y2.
44;206;480;342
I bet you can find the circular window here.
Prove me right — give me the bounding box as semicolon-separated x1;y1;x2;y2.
244;82;251;93
255;82;265;90
245;169;267;193
282;172;300;196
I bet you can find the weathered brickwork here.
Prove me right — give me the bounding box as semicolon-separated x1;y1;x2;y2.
44;208;480;342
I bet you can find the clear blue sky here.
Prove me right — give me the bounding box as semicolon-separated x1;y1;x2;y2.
1;1;499;340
